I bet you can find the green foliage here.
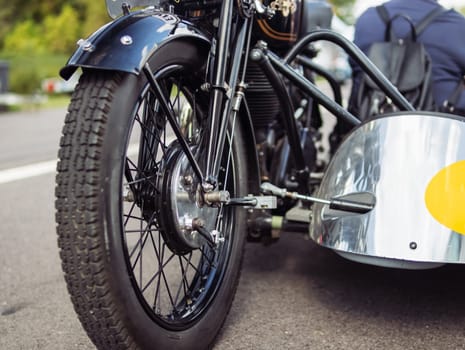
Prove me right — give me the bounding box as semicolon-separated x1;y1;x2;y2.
328;0;356;23
0;2;16;49
329;0;355;9
0;0;108;94
0;0;110;53
79;0;110;37
44;5;82;54
3;20;46;54
10;65;41;95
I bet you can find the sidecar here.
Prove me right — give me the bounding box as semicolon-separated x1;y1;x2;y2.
310;112;465;269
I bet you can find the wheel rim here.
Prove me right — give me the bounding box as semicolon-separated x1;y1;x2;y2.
120;65;237;329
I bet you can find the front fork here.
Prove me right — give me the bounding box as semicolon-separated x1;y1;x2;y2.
143;0;251;195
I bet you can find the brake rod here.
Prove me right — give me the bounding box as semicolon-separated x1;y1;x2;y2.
261;182;375;214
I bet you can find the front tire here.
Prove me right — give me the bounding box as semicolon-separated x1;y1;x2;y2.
56;43;248;349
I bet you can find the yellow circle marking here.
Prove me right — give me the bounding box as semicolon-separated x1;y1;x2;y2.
425;160;465;234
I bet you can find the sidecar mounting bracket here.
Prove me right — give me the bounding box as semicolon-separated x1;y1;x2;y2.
203;190;277;209
227;195;278;209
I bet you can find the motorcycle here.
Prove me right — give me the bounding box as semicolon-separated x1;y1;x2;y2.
55;0;465;348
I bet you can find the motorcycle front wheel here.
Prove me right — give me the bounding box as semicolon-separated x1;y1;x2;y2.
56;43;248;349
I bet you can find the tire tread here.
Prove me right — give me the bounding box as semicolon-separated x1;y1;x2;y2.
56;71;137;350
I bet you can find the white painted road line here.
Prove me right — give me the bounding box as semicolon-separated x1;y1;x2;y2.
0;160;58;184
0;143;142;185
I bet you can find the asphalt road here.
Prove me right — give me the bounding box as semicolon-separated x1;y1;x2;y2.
1;107;465;350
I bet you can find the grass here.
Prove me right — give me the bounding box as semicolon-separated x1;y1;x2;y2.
0;51;69;94
43;94;71;108
0;51;72;112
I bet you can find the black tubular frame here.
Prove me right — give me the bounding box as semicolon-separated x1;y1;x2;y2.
247;29;416;183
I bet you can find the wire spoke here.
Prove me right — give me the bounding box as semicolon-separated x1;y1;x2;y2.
140;249;176;294
173;254;192;305
180;252;204;275
128;211;157;263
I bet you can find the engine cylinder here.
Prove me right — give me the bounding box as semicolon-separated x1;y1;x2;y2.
245;62;281;133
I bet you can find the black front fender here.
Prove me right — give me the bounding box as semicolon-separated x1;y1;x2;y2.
60;9;211;80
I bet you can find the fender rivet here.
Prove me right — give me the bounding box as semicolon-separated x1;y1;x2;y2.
120;35;133;45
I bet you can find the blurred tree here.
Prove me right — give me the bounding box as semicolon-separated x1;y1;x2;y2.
3;19;46;53
0;0;109;52
77;0;111;37
0;1;18;48
328;0;356;23
44;5;81;54
3;5;81;55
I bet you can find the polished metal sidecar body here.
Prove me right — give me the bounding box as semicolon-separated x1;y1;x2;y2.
310;112;465;269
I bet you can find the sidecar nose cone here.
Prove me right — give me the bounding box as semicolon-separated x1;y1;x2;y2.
310;112;465;268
